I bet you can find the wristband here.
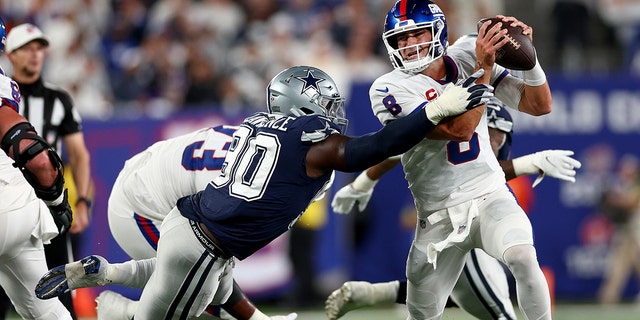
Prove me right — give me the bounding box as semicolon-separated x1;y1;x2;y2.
522;56;546;87
76;197;92;209
512;154;538;176
351;171;379;192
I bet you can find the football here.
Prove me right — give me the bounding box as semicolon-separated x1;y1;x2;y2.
476;17;536;70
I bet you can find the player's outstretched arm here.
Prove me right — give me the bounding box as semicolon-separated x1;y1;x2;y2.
308;70;493;177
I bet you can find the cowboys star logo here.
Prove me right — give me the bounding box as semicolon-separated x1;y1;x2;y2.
294;69;325;94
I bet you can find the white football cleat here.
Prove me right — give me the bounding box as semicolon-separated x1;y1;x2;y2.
96;290;133;320
325;281;375;320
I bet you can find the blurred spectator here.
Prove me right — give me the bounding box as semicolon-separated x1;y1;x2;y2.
3;0;636;119
598;154;640;304
552;1;591;74
597;0;640;74
433;0;504;41
182;47;224;109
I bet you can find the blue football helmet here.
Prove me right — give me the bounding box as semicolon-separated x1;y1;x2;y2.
266;66;348;133
383;0;448;73
0;17;6;52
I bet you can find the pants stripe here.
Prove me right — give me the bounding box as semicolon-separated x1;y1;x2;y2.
134;212;160;250
464;250;514;320
180;255;217;319
165;252;211;320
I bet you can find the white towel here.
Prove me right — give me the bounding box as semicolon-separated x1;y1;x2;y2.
32;200;60;244
426;199;479;269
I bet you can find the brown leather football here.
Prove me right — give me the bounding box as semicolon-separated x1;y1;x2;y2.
476;17;536;70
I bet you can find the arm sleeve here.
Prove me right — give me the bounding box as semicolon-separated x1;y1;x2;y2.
343;109;435;172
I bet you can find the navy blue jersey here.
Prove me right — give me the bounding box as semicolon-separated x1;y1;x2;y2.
178;112;339;260
486;102;513;161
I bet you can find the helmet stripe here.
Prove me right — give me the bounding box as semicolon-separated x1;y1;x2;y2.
399;0;408;20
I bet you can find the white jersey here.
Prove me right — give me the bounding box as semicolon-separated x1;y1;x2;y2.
0;153;21;184
370;41;523;212
116;125;238;221
0;69;22;182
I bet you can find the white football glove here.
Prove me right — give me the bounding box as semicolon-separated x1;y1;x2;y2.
331;184;374;214
425;69;494;124
270;313;297;320
512;149;582;188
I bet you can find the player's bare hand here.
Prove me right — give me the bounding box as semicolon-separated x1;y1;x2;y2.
476;20;509;71
69;203;90;233
496;15;533;41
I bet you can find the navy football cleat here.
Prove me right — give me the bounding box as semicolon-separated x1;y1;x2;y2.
35;255;111;299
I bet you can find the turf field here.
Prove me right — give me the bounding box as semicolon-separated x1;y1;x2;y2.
8;301;640;319
265;302;640;320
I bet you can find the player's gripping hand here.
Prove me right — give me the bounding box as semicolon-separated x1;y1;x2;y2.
425;69;494;124
331;184;373;214
513;150;582;187
270;313;297;320
45;189;73;234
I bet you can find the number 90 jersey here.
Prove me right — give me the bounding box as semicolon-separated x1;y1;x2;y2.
179;112;338;260
369;44;517;213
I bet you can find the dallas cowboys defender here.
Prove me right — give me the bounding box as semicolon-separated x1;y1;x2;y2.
38;65;493;319
0;16;73;319
343;0;555;319
37;124;298;320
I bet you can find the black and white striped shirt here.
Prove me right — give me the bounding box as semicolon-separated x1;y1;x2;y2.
16;77;81;153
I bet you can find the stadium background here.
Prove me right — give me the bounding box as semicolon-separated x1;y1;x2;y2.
2;0;640;317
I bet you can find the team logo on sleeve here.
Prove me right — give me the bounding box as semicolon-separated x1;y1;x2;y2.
301;121;339;143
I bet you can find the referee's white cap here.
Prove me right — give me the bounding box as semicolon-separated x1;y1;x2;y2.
6;23;49;53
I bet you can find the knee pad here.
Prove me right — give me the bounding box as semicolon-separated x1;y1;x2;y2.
503;245;538;275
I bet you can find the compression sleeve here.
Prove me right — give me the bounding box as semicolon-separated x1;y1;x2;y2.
343;109;434;172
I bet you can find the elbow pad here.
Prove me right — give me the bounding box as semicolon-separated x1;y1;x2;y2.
344;110;434;172
1;122;65;202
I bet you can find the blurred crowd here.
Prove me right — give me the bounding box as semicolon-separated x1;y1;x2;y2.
0;0;638;120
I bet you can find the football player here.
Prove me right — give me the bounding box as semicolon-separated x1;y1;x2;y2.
327;0;559;319
36;65;493;319
36;123;297;320
326;98;581;320
0;16;73;319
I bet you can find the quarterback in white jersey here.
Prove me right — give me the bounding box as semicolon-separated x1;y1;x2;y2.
370;1;554;319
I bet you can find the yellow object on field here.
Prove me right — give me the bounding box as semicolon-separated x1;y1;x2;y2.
297;196;328;230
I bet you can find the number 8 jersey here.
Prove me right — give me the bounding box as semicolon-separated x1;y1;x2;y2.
178;112;337;260
369;41;518;213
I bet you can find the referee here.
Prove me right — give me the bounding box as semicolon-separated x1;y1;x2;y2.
0;23;93;319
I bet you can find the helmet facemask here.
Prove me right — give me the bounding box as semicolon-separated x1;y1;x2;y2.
383;18;446;73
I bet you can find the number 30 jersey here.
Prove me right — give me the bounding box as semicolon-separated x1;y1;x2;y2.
369;43;516;213
179;112;338;260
